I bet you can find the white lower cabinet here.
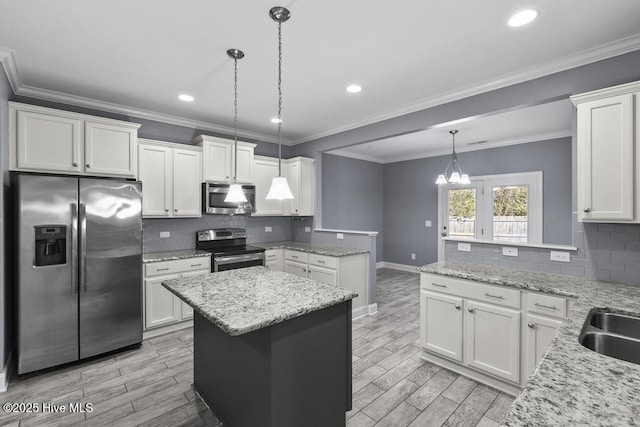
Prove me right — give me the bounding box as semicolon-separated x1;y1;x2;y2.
420;272;569;394
143;257;211;337
265;249;283;271
309;265;338;287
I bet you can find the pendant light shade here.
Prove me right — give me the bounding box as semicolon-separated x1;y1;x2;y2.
224;48;248;203
266;6;294;201
435;130;471;185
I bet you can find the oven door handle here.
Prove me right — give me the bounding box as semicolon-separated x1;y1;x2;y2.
215;253;265;265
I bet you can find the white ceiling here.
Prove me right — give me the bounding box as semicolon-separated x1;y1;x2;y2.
327;99;573;163
0;1;639;145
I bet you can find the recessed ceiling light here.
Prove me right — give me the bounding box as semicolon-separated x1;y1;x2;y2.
508;9;538;27
178;94;194;102
271;117;282;124
346;84;362;93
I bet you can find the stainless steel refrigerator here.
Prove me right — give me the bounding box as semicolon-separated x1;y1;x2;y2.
15;173;143;374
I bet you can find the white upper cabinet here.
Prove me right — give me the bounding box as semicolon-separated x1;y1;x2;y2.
284;157;315;216
193;135;255;184
138;139;201;218
572;81;640;223
253;156;284;215
10;102;140;178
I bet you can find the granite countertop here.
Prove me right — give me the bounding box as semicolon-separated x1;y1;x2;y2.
418;262;640;426
143;249;211;263
162;266;357;336
253;241;369;257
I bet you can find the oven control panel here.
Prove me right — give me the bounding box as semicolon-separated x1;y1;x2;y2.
197;228;247;242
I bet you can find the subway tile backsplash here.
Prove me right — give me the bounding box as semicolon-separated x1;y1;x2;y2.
445;215;640;286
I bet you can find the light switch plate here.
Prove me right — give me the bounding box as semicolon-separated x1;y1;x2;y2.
457;243;471;252
550;251;570;262
265;226;272;232
160;231;170;238
411;253;416;260
305;227;311;232
502;247;518;257
337;233;344;240
425;220;432;227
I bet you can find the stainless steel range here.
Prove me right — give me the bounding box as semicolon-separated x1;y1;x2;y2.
196;228;265;272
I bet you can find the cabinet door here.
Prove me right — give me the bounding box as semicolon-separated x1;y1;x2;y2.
233;144;254;184
144;277;182;329
309;265;338;287
465;301;520;383
172;148;202;217
420;291;463;362
253;158;284;215
577;94;634;221
525;314;563;377
138;144;172;217
16;110;83;173
284;260;308;278
265;249;283;271
203;141;231;182
285;161;301;215
84;121;137;177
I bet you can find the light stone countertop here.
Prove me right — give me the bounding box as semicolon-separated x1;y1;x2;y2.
142;249;212;263
418;262;640;426
162;266;357;336
253;241;369;257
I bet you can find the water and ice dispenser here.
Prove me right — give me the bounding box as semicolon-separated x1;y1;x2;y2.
34;226;67;266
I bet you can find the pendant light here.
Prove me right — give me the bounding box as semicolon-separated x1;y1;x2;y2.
224;48;248;203
435;130;471;185
266;6;294;200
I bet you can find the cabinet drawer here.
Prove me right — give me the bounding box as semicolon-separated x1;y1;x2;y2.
422;274;520;309
284;250;308;263
526;292;567;318
308;253;338;269
265;250;281;261
145;257;211;277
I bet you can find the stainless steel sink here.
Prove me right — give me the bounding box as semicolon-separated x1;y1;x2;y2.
579;309;640;365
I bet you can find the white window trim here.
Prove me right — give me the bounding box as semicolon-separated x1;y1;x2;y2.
437;171;543;261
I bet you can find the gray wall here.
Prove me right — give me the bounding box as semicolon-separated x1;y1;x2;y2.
382;138;572;267
321;154;384;262
0;67;11;369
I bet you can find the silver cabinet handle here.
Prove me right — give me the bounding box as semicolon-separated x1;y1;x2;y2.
165;209;169;212
468;307;474;313
157;267;169;272
534;302;558;310
174;209;178;212
454;304;461;310
190;263;202;267
318;260;326;264
432;283;447;288
292;255;298;259
72;162;79;167
583;208;591;213
86;163;91;168
485;293;504;300
528;322;535;329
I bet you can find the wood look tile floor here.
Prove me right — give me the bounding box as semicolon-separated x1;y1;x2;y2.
0;268;514;427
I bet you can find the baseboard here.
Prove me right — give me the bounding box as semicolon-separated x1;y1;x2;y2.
377;262;420;273
142;320;193;340
352;303;378;320
0;351;13;393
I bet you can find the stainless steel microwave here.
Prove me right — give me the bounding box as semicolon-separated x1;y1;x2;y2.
202;182;256;215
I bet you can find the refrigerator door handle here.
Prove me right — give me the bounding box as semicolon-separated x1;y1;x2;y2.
71;203;79;295
79;203;87;294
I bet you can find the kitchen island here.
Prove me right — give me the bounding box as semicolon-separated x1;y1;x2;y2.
162;266;358;427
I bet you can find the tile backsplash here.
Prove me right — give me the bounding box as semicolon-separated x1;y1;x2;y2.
445;215;640;286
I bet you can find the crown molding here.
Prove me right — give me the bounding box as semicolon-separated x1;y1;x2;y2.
570;79;640;105
328;130;572;164
292;34;640;145
0;48;22;92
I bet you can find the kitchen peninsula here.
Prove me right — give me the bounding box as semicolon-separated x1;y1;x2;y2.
162;266;357;427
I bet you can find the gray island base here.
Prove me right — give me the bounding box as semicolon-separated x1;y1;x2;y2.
162;266;358;427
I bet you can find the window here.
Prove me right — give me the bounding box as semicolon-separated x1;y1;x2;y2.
440;172;542;246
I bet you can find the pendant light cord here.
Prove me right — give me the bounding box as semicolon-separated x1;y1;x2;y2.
277;20;283;176
233;56;239;183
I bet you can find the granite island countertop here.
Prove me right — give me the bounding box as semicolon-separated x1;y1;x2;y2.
253;241;368;257
142;249;212;263
162;266;357;336
418;262;640;426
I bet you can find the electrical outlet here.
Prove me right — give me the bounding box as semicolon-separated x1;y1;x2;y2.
265;226;272;232
425;220;432;227
411;253;416;260
502;247;518;257
457;243;471;252
337;233;344;240
160;231;170;238
550;251;570;262
305;226;311;232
